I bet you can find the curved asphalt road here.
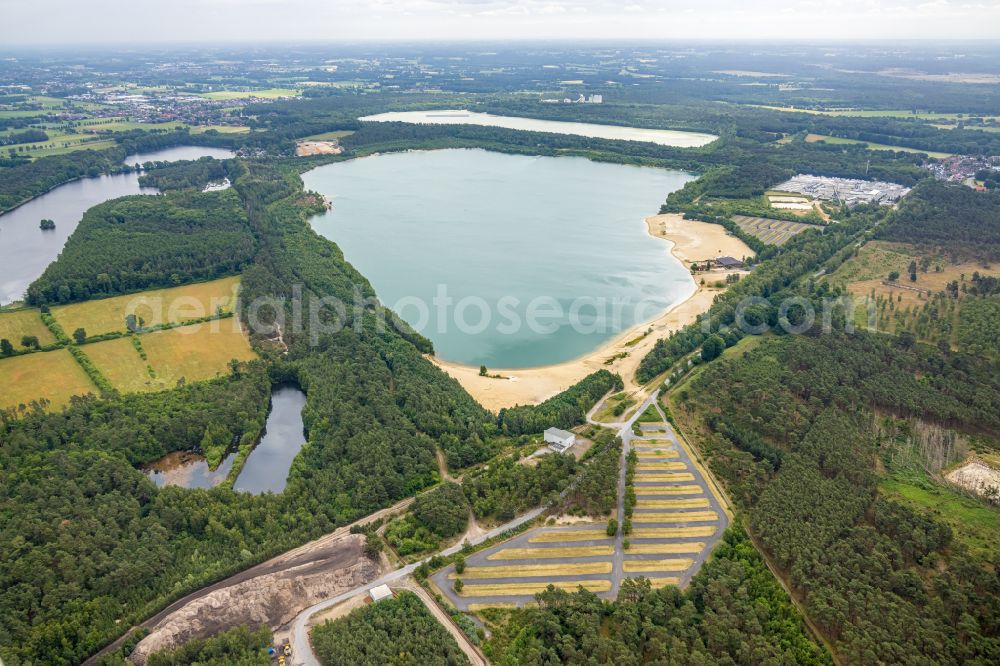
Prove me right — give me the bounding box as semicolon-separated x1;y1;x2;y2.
289;505;546;665
291;387;725;664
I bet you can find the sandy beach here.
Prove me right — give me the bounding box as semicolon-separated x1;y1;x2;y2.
430;214;753;411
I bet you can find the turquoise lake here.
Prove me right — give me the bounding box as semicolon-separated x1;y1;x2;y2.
303;149;696;368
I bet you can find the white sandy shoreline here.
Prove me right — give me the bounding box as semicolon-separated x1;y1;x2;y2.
430;214;753;411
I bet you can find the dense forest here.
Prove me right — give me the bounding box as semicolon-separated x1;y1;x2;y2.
497;370;622;435
482;529;829;665
878;180;1000;259
144;625;271;666
0;128;49;146
463;453;578;522
0;147;127;212
385;482;470;556
557;429;621;517
137;156;232;191
675;331;1000;664
26;189;256;304
311;591;471;666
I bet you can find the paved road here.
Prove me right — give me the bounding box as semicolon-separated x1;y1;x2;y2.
289;505;546;665
84;496;416;665
429;390;660;610
637;399;729;587
611;391;657;595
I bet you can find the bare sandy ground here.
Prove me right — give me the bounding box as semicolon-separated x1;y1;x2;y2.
431;215;752;411
295;140;343;156
130;535;379;664
946;458;1000;500
86;498;413;665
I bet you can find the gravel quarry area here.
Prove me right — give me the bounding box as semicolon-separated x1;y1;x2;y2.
129;534;379;664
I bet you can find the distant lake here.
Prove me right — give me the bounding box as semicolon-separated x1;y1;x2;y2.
360;110;717;148
0;146;234;305
303;149;696;368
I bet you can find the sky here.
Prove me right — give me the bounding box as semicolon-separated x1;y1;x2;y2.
1;0;999;44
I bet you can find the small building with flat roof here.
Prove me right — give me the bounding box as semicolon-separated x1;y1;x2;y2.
369;584;393;602
544;427;576;453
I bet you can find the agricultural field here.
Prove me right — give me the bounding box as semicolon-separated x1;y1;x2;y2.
0;309;56;348
131;320;256;387
198;88;300;100
0;348;95;412
4;130;118;159
1;279;254;408
51;276;241;337
72;119;188;133
191;125;251;134
82;336;157;393
804;133;953;159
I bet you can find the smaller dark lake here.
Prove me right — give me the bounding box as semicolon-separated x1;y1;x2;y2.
233;385;308;494
143;384;307;494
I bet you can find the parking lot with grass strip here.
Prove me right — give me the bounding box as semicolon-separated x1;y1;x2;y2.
732;215;814;246
636;461;688;471
487;546;614;560
622;558;694;573
625;542;706;554
635;472;696;482
459;580;612;597
635;498;711;509
528;529;610;543
633;510;720;523
450;562;612;580
633;485;704;495
631;525;718;539
435;405;729;613
636;449;680;458
637;577;682;587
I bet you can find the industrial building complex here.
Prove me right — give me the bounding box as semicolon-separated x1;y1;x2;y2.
775;174;911;206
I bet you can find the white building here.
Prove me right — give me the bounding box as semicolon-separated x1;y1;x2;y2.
544;427;576;453
369;584;393;602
